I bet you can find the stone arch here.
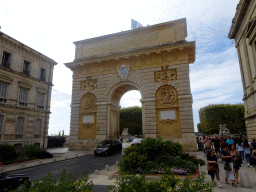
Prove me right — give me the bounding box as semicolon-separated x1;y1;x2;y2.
106;81;143;139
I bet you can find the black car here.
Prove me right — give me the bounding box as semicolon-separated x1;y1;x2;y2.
0;173;31;192
94;139;122;156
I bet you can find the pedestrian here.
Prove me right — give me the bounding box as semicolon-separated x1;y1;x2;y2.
230;144;241;185
243;140;252;168
236;139;244;163
226;136;235;149
207;149;222;187
212;135;221;158
203;136;213;156
233;135;240;144
249;145;256;168
250;138;256;150
221;143;236;186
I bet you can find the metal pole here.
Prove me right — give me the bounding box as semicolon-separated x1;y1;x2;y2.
43;63;53;149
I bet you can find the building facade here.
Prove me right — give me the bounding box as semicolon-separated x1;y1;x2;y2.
229;0;256;141
65;18;197;152
0;32;57;148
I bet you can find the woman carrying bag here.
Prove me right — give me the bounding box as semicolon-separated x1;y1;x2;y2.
221;143;236;187
207;149;222;187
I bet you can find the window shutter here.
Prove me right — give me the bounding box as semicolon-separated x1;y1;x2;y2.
16;117;24;134
0;82;7;98
35;119;42;135
19;88;28;102
0;115;3;133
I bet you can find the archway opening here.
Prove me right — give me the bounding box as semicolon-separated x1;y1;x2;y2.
119;90;142;138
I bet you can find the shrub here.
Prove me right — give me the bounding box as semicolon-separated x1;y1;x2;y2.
108;172;217;192
14;169;94;192
0;143;17;161
17;144;47;160
120;137;199;174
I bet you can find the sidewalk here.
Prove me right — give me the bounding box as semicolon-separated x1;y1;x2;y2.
0;148;94;173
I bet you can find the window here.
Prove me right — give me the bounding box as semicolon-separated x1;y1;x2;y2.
34;119;42;138
40;68;46;81
0;81;7;103
23;61;30;76
19;87;28;106
1;52;11;68
36;92;44;110
16;117;24;139
0;115;3;135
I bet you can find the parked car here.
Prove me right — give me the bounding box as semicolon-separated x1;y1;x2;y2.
127;138;134;142
131;138;143;146
94;139;122;156
0;173;31;192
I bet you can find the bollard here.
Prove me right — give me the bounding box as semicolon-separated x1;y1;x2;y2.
116;161;119;166
108;174;113;180
240;171;251;188
39;160;42;165
95;170;99;175
53;157;56;162
105;165;109;171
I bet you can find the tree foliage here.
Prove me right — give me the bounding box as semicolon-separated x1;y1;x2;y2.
119;106;142;136
197;104;246;134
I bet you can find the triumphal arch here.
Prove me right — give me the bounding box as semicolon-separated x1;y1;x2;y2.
65;18;197;151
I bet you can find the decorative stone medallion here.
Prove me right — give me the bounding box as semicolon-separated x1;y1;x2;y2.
154;66;177;85
80;77;97;93
156;85;177;106
81;94;96;112
117;64;129;80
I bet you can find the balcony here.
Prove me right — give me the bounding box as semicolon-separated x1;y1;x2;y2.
15;134;23;139
19;102;27;107
0;98;7;103
37;105;44;110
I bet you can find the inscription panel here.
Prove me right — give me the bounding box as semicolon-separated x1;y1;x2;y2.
75;20;186;59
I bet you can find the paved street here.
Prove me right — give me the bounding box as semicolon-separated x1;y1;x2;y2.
7;153;122;181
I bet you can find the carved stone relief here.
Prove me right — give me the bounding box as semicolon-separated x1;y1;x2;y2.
161;119;176;125
156;85;177;106
154;66;177;85
117;64;129;80
81;94;96;112
80;77;97;92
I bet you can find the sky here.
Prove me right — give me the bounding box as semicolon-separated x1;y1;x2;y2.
1;0;242;135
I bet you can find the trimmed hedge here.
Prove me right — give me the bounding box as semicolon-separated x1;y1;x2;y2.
0;144;17;161
197;104;246;134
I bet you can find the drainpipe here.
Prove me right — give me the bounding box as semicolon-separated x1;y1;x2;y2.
43;63;52;149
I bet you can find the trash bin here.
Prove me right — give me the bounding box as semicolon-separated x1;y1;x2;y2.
197;141;204;151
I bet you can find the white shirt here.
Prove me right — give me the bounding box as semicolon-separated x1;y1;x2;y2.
236;143;244;152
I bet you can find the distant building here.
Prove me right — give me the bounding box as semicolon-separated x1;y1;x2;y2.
0;32;57;148
229;0;256;141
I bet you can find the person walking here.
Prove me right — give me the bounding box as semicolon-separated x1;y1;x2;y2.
243;140;252;168
236;140;244;163
212;135;221;158
230;144;241;185
203;136;213;156
207;149;222;187
226;136;235;149
221;143;236;186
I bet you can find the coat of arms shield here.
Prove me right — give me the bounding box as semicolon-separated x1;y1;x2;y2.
117;64;129;80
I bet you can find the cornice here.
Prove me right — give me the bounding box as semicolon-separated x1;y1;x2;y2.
36;86;47;93
0;73;13;84
0;66;53;86
0;32;57;66
65;41;195;70
18;81;33;89
228;0;251;39
0;103;51;114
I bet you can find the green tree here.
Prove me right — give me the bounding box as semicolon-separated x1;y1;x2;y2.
120;106;142;136
197;104;246;134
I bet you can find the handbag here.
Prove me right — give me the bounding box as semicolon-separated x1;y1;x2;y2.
224;161;232;171
207;163;217;172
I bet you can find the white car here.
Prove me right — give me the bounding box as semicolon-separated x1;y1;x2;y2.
131;138;143;146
